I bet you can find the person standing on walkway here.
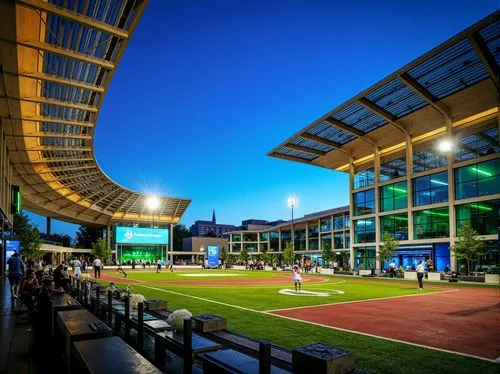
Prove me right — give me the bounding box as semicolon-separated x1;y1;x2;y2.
416;260;425;291
73;257;81;277
93;257;102;279
7;252;24;299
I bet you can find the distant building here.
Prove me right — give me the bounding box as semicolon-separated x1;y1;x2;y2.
240;219;285;231
190;210;236;237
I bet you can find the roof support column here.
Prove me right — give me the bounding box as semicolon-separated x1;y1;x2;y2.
348;158;355;271
406;135;414;243
374;148;381;273
106;223;111;256
305;222;309;251
169;224;173;263
446;119;457;271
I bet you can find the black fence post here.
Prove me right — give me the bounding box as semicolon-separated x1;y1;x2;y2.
137;302;144;350
183;318;192;374
76;278;80;300
84;281;88;307
96;285;101;315
259;340;271;374
124;296;130;341
107;290;113;326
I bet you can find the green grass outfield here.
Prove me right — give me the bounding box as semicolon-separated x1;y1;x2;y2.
102;269;498;374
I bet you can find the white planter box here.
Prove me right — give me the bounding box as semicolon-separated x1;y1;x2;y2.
485;274;499;284
358;269;372;276
264;266;274;271
427;272;441;281
320;268;333;275
404;271;417;280
233;265;246;271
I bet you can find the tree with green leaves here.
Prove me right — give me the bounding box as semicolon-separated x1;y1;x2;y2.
451;223;486;275
378;232;399;269
173;224;192;250
220;245;228;261
13;212;42;258
322;245;334;267
283;242;295;266
91;238;112;262
76;226;103;248
239;247;249;263
261;248;270;265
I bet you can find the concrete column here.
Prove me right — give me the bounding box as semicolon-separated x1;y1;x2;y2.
278;229;282;252
170;224;173;252
330;215;334;251
374;148;381;272
305;222;309;251
406;134;414;241
348;159;355;270
106;223;111;251
446;118;457;271
46;217;52;236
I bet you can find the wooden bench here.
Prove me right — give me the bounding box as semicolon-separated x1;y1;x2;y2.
200;349;291;374
72;336;162;374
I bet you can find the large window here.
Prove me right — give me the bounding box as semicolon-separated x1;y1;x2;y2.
414;208;449;239
380;155;406;182
354;218;375;243
308;224;319;250
380;214;408;240
353;189;375;216
334;216;344;230
309;238;319;251
232;234;241;242
320;234;332;250
454;127;499;162
260;232;269;241
270;231;279;251
296;229;306;250
334;233;344;249
380;182;407;212
281;230;291;244
455;159;500;200
320;218;331;232
413;141;447;173
243;243;258;252
231;243;241;252
413;171;448;206
354;168;374;189
242;233;257;242
456;201;499;236
345;233;350;249
354;247;376;270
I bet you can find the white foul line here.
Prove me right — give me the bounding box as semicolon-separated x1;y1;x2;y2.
134;285;496;363
264;288;460;313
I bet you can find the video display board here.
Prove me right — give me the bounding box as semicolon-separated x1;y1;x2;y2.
116;227;169;245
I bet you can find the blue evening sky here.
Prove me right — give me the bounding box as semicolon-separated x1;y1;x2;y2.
28;0;497;238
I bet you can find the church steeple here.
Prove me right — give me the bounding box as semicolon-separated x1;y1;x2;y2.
212;209;216;224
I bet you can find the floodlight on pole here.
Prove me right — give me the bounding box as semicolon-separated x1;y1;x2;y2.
146;196;160;228
437;139;453;153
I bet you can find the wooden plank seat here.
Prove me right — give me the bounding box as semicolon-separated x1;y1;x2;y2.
200;349;291;374
207;330;293;370
72;336;162;374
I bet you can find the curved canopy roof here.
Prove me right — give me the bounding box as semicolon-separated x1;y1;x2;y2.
0;0;191;226
269;12;499;172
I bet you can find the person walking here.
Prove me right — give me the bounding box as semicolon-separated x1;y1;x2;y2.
93;257;102;279
416;260;425;291
7;252;24;299
388;260;396;278
156;258;162;273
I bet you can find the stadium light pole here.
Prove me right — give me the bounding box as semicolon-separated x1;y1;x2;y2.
288;197;297;252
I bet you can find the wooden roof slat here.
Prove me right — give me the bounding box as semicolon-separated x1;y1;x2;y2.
17;0;129;40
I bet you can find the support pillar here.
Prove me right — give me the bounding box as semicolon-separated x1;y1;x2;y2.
446;118;457;271
374;148;381;273
406;135;414;242
348;159;355;270
46;217;51;236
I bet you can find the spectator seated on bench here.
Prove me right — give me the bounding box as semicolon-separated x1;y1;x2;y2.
449;271;459;282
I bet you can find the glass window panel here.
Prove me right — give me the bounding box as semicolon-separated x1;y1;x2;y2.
380;182;408;212
455;160;500;200
243;243;258;252
344;233;350;249
320;234;332;250
308;225;318;238
456;201;499;235
413;140;448;173
354;218;375;243
354;168;375;189
454;127;499;162
354;247;376;270
413;172;448;206
320;218;331;232
232;234;241;241
242;233;257;242
232;243;241;252
413;208;449;239
259;243;268;252
380;214;408;240
308;238;319;251
260;232;269;241
334;233;344;249
334;216;344;230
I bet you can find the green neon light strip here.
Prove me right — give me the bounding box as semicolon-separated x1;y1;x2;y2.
388;186;407;193
471;167;492;177
389;216;408;221
470;204;493;211
422;210;449;217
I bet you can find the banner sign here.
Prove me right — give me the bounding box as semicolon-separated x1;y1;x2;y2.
207;245;220;267
6;239;20;252
116;227;169;245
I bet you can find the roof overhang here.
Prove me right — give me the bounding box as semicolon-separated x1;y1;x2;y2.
0;0;191;226
269;12;499;172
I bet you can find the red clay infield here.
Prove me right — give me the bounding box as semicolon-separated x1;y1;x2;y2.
97;271;326;286
270;287;500;360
